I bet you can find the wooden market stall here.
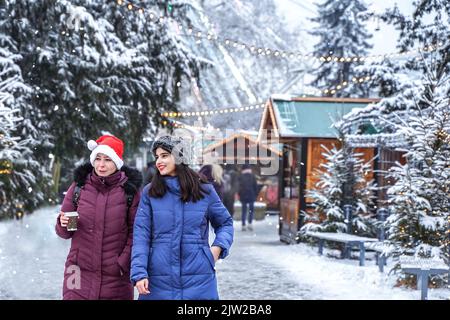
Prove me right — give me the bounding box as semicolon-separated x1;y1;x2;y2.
202;132;282;211
258;95;380;243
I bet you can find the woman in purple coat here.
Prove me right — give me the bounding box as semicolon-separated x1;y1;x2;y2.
55;135;142;300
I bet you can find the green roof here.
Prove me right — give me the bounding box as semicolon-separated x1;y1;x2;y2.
272;98;376;138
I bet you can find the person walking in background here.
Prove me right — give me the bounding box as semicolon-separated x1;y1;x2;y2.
143;161;157;185
222;167;239;218
131;136;233;300
199;163;225;200
238;164;258;231
56;135;142;300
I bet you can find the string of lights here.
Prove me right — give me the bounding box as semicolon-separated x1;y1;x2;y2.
0;160;12;175
162;102;266;118
162;75;374;118
162;118;220;132
115;0;444;64
183;31;443;63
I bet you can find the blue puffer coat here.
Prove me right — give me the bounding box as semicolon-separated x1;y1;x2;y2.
130;176;234;300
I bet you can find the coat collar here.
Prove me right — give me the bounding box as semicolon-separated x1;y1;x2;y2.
163;175;181;196
73;162;143;192
89;169;126;190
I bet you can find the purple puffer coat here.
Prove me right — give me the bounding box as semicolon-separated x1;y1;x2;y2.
55;163;142;300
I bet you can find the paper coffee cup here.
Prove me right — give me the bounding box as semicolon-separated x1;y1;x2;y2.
65;211;79;231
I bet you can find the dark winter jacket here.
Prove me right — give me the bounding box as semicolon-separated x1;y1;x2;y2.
55;163;142;300
131;176;234;300
238;170;258;203
143;162;157;185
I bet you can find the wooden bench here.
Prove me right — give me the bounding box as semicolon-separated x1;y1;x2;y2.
306;231;378;266
399;256;449;300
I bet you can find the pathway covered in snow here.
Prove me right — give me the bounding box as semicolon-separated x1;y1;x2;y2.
0;207;68;299
0;206;448;300
218;216;449;300
216;220;313;299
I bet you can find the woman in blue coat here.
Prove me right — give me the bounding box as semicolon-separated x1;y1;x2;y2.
131;136;234;300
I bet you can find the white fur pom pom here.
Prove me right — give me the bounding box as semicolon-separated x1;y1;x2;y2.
87;140;98;151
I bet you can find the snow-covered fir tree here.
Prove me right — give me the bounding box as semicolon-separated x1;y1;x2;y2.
0;35;27;156
339;1;450;286
1;0;200;207
300;132;377;236
0;31;49;219
3;0;199;156
355;58;411;98
385;68;450;285
0;102;27;219
309;0;373;97
344;0;450;256
357;0;450;112
0;100;21;189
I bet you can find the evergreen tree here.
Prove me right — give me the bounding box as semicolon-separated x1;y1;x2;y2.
357;0;450;112
0;31;50;219
300;133;377;236
2;0;199;158
342;0;450;286
385;70;450;285
309;0;373;97
0;98;22;218
0;0;200;211
355;58;410;98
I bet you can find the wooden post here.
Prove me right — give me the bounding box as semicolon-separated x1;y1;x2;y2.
377;208;389;240
420;272;429;300
298;138;308;229
52;158;61;195
318;239;324;255
343;204;353;234
359;242;365;266
378;255;385;273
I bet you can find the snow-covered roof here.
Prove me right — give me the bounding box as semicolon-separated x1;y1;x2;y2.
259;96;378;139
339;98;436;149
203;132;282;157
346;132;407;148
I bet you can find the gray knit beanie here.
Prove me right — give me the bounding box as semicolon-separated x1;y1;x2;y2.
151;135;191;165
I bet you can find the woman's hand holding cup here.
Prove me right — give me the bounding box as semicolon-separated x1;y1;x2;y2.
59;211;69;227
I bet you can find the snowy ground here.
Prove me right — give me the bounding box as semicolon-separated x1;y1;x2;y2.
0;206;448;300
218;217;449;300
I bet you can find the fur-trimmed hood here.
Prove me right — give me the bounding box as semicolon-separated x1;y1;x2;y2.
74;162;143;194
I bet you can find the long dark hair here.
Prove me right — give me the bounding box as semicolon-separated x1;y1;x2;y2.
149;164;209;202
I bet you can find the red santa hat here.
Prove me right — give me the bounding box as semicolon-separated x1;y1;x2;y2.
87;135;124;169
